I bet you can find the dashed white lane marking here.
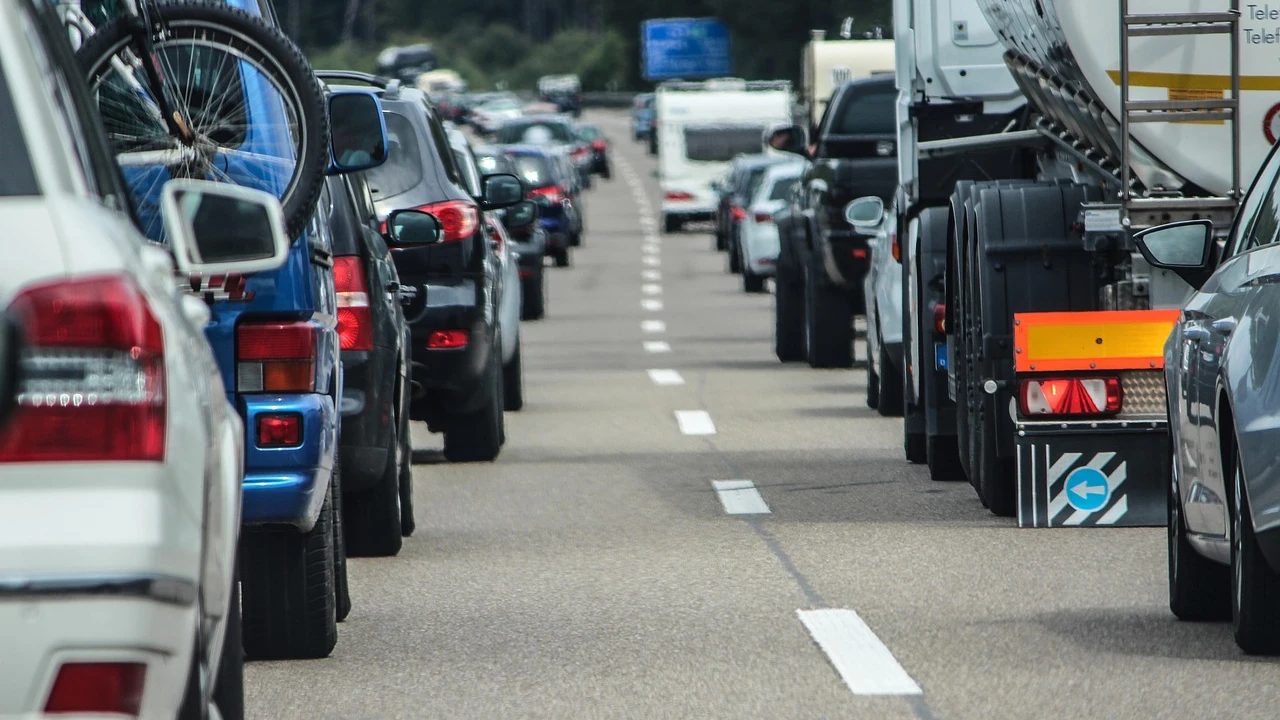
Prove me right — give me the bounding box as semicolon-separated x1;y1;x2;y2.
797;609;923;697
642;269;661;281
641;299;664;311
642;283;662;295
641;319;666;333
675;410;716;436
643;341;671;353
647;369;685;386
711;480;771;515
643;245;660;256
643;256;661;267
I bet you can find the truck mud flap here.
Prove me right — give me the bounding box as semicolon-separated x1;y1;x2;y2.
1016;423;1168;528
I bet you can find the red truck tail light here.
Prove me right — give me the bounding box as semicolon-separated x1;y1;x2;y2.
257;413;303;447
753;210;773;223
0;275;166;463
44;661;145;715
890;231;902;263
730;206;746;222
531;186;564;204
417;200;478;242
427;330;469;349
237;322;316;393
933;303;947;333
665;190;694;202
1019;377;1122;417
333;256;373;352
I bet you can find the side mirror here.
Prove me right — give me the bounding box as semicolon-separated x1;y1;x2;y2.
767;124;809;156
1134;219;1216;289
385;209;443;245
480;173;524;210
844;196;886;237
160;180;291;275
502;200;539;230
327;90;389;175
0;310;22;429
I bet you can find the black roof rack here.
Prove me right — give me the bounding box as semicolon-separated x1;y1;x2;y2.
315;70;391;88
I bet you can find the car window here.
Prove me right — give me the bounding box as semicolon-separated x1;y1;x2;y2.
424;107;465;186
513;155;555;189
1241;177;1280;251
454;147;482;197
1230;143;1280;255
831;87;896;135
768;177;799;201
364;111;424;198
578;126;600;141
685;126;765;163
497;120;576;145
476;153;502;175
0;48;39;196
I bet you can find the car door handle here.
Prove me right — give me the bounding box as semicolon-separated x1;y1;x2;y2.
1183;325;1210;343
1211;318;1238;336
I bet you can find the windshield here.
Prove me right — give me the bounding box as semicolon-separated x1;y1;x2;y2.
511;154;555;188
767;176;799;201
362;111;423;199
684;126;765;163
497;121;576;145
831;88;897;135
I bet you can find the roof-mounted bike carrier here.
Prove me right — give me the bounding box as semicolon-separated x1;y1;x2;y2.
315;70;402;99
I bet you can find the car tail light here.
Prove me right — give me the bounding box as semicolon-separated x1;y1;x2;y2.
427;330;468;349
531;186;564;204
0;275;165;463
1019;377;1122;417
853;249;868;259
485;219;504;248
753;211;773;223
237;322;316;393
257;413;302;448
44;662;145;715
519;269;534;279
333;256;373;352
416;200;478;242
571;146;590;159
665;190;694;202
592;139;607;151
730;206;746;222
933;303;947;334
891;231;901;263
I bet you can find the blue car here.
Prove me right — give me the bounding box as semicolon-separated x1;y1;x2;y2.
632;92;655;141
107;0;390;661
503;145;580;268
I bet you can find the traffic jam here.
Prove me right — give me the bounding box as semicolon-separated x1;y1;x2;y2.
2;0;1280;718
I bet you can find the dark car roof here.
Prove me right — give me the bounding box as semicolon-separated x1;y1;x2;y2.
502;145;559;157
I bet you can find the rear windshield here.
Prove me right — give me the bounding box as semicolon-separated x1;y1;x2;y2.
831;88;897;135
684;126;764;163
512;155;556;188
363;111;423;199
577;126;600;141
475;153;510;175
497;121;577;145
768;176;798;201
0;57;39;196
745;168;771;199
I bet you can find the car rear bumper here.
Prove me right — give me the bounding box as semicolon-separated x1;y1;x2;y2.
241;393;336;530
823;229;871;288
339;348;398;492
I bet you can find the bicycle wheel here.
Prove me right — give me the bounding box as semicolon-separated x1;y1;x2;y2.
77;1;328;241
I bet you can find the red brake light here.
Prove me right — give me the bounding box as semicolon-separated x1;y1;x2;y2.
236;322;317;393
531;186;564;204
416;200;478;242
592;139;607;151
427;330;469;349
257;413;303;448
753;210;773;223
933;303;947;334
0;275;165;463
1019;377;1122;417
891;231;901;263
665;190;695;202
44;662;145;715
730;206;746;221
333;256;373;352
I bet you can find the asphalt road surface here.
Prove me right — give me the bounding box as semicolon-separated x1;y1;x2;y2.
245;111;1280;719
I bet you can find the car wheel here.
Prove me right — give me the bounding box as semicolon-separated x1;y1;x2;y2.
570;230;582;247
503;338;524;411
343;429;404;557
1232;447;1280;653
728;237;743;274
774;257;805;362
443;343;504;463
211;576;244;720
398;389;416;538
330;455;351;620
1169;448;1229;621
241;484;338;660
865;335;880;410
553;248;571;268
663;215;681;234
522;267;546;320
743;266;767;293
876;342;905;417
803;259;854;369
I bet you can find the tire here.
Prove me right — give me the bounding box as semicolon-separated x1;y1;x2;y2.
343;430;403;557
601;164;612;180
876;343;905;417
663;215;682;234
1169;453;1229;621
976;399;1016;516
552;248;570;267
397;383;416;538
743;267;767;293
865;335;879;410
803;258;854;369
211;576;244;720
1232;449;1280;654
443;343;504;463
570;231;582;247
728;235;743;274
503;339;524;411
904;425;926;464
240;485;337;660
522;268;546;320
330;456;351;621
926;436;965;481
77;2;328;241
774;259;805;362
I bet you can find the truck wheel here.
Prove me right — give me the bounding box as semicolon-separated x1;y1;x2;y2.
397;382;416;538
343;433;403;557
976;398;1016;517
522;266;546;320
1231;448;1280;654
663;215;681;234
926;436;964;480
904;423;926;464
443;343;504;463
876;343;904;417
774;258;806;362
503;339;524;411
1169;451;1228;620
241;486;338;660
803;261;854;369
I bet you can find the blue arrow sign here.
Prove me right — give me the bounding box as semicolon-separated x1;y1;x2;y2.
1064;466;1111;512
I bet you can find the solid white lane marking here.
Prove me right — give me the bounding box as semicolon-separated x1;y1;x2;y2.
643;256;661;267
797;609;923;696
712;480;771;515
643;341;671;353
647;369;685;386
645;234;662;244
675;410;716;436
643;245;660;256
641;299;664;311
642;283;662;295
642;269;661;281
642;319;666;333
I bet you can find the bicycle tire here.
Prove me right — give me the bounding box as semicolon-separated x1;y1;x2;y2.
77;1;328;240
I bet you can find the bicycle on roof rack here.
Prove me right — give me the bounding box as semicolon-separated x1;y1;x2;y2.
58;0;329;240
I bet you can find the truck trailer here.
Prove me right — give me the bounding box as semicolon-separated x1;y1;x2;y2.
884;0;1267;527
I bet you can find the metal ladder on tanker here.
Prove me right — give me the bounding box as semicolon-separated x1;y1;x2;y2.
1118;0;1241;224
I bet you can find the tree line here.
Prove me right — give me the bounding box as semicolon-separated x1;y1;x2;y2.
282;0;892;91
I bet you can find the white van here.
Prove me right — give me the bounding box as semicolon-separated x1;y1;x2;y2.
655;78;793;233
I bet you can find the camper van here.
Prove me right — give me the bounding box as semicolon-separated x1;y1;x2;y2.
802;31;894;129
655;78;793;234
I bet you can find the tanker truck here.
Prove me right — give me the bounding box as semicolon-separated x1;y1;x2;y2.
864;0;1263;527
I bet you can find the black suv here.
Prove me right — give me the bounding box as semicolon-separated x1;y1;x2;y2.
322;171;414;557
475;147;549;320
321;72;522;463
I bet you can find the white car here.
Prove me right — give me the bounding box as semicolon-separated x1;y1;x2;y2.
846;196;907;418
736;163;804;293
473;97;523;135
0;2;290;716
